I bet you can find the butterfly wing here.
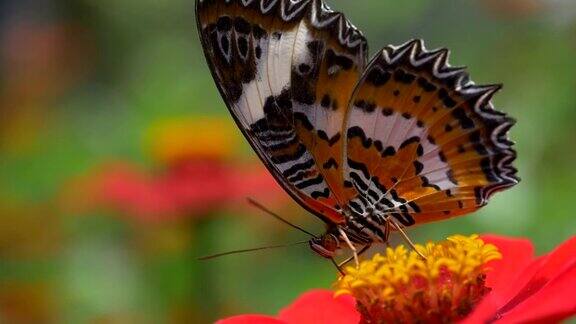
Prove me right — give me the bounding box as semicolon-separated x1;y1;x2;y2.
343;40;518;230
196;0;368;223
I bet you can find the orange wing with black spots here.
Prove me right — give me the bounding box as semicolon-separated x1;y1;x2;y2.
196;0;367;224
342;40;518;230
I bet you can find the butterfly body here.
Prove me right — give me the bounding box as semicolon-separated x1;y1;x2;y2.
196;0;519;257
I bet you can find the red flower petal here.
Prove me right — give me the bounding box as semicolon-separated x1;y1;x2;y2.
216;315;286;324
501;264;576;323
278;289;360;324
467;236;576;323
481;235;535;301
495;236;576;323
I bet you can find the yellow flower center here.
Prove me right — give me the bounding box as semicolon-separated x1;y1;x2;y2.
334;234;501;323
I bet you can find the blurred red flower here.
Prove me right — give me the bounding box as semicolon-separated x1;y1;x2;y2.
60;116;287;221
95;159;285;221
217;235;576;324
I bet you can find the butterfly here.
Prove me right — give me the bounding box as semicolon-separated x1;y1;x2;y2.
195;0;519;263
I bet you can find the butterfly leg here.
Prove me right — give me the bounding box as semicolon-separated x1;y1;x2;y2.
330;258;346;276
384;220;392;248
338;245;370;268
388;218;427;260
338;227;360;268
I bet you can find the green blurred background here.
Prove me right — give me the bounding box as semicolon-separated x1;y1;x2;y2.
1;0;575;322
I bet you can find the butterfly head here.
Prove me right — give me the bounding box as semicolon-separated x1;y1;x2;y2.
309;233;340;258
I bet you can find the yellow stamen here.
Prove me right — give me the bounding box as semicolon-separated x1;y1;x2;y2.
334;234;501;323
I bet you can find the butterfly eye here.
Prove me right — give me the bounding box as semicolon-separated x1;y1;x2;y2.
309;235;339;259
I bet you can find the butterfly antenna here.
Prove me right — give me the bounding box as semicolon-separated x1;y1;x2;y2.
198;241;308;260
247;198;316;238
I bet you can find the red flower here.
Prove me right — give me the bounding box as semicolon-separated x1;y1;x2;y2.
217;235;576;324
97;160;286;221
217;290;359;324
61;159;286;222
464;235;576;323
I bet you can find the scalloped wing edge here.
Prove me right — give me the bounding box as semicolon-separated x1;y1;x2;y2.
377;39;519;202
197;0;367;52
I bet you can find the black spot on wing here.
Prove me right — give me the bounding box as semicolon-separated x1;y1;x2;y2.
382;107;394;116
416;144;424;157
350;172;369;191
237;37;249;58
348;200;363;214
347;158;370;180
291;40;324;105
366;67;391;86
325;49;354;72
421;176;441;191
233;17;251;34
417;77;437;92
447;169;459;185
382;146;396;157
390;189;407;204
413;161;424;175
373;140;383;152
400;136;420;149
282;159;316;178
452;107;475;129
408;201;421;213
299;63;311;74
252;25;267;39
288;170;310;183
317;131;341;146
323;158;338;170
379;196;394;208
271;144;307;164
295;173;324;189
367;189;379;202
347;126;372;148
372;176;387;194
439;151;447;162
321;94;331;108
216;16;232;31
311;188;331;199
391;213;415;226
393;69;416;84
438;88;457;108
226;82;243;103
354;100;376;113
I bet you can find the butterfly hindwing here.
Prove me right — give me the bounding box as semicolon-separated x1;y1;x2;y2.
196;0;367;223
343;40;518;227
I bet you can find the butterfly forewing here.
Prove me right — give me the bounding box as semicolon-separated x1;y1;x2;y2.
196;0;368;223
343;40;518;228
